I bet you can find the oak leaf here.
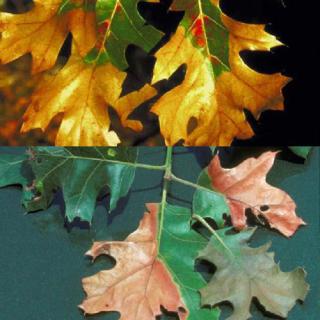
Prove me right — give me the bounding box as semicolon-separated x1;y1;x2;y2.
92;0;163;70
21;49;156;146
27;147;139;223
199;228;309;320
148;0;289;145
207;151;305;236
0;146;139;223
0;152;30;190
81;203;220;319
0;150;50;211
0;0;96;73
8;0;162;145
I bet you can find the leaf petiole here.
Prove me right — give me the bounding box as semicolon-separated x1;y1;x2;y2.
157;147;173;244
192;214;235;258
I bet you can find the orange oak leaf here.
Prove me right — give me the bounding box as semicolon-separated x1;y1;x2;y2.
208;151;305;237
80;203;187;319
0;0;96;73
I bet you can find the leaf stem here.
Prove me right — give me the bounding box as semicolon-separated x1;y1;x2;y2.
192;214;235;258
157;147;173;244
32;152;167;171
169;173;208;191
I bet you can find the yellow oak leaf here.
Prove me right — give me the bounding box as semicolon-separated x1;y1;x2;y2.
149;1;289;146
0;0;96;74
21;49;157;146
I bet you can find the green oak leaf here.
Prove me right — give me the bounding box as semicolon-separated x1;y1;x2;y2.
193;167;229;228
159;203;220;320
289;147;312;160
0;151;44;210
199;228;309;320
29;147;138;223
85;0;163;69
0;153;30;188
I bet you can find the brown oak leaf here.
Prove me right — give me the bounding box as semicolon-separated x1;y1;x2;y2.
208;151;305;236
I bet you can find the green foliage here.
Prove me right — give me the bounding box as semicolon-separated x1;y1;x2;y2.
289;147;312;159
159;203;220;320
29;147;138;223
0;147;313;319
86;0;163;69
0;147;138;223
193;168;228;228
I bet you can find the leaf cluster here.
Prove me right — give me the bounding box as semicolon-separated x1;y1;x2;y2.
0;0;289;145
0;146;312;319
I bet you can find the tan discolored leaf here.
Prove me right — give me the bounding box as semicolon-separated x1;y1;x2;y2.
0;0;96;73
199;228;309;320
208;151;305;236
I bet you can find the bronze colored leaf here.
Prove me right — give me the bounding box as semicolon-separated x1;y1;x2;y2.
208;151;305;236
80;203;188;319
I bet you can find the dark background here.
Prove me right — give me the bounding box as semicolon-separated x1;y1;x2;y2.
1;0;319;145
0;147;319;319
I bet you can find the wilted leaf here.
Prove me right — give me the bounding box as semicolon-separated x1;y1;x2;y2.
199;228;309;320
149;0;288;145
81;203;220;319
207;151;305;237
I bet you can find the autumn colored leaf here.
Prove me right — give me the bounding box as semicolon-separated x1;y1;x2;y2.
81;203;220;319
0;0;96;73
1;0;292;145
2;0;162;145
149;0;289;145
199;228;309;320
21;48;156;146
0;147;313;319
203;151;306;237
